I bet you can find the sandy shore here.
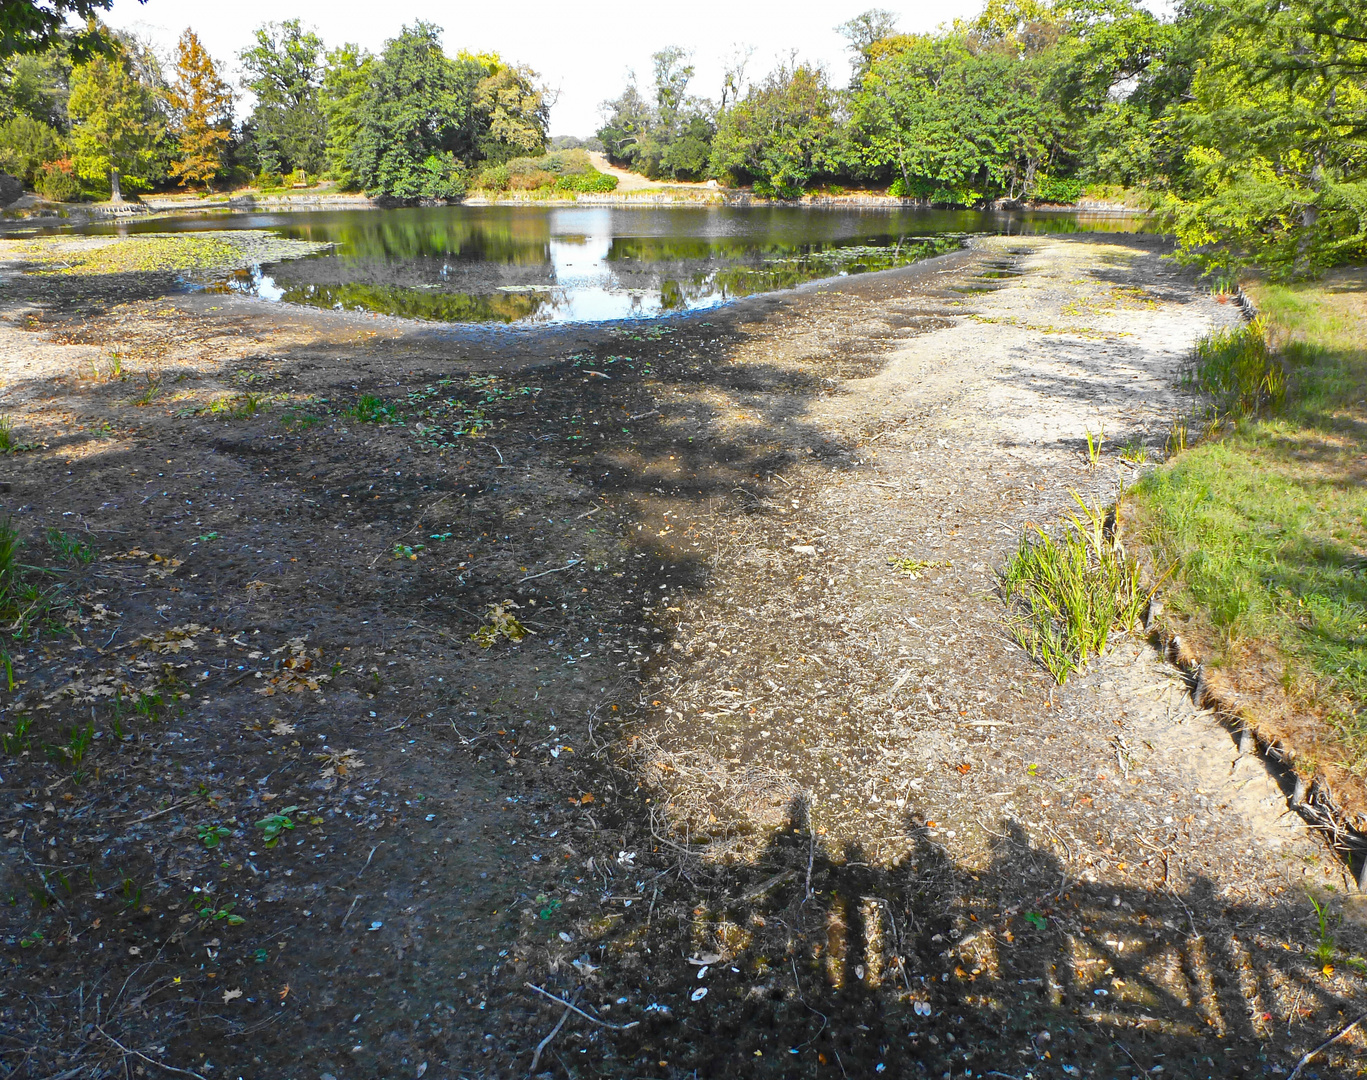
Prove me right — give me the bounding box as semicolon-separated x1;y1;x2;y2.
0;234;1362;1078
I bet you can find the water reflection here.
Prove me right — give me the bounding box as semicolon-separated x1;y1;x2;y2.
55;204;1150;325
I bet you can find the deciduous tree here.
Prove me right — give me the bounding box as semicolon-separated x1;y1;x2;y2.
166;29;232;190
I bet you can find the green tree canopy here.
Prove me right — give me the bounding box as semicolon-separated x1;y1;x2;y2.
239;19;325;176
348;22;482;200
320;43;370;188
709;62;843;197
68;30;163;199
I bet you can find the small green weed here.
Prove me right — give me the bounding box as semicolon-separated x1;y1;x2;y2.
889;557;951;580
45;528;95;564
281;409;321;430
393;543;424;561
0;415;11;452
134;374;161;405
1001;492;1146;683
1119;438;1149;465
1308;893;1336;966
198;823;232;849
18;930;43;948
47;722;93;770
536;893;562;920
1164;417;1189;457
2;714;31;755
1085;427;1105;468
196;900;245;925
256;806;299;847
346;394;401;424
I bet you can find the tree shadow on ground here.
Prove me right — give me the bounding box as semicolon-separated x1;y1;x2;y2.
1;249;1363;1080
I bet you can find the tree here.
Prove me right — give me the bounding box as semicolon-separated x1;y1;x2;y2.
1;48;73;129
0;112;65;184
473;60;549;163
165;29;231;190
838;8;899;84
849;32;1064;203
68;33;163;200
239;20;325;176
597;48;715;180
710;62;844;196
0;1;142;62
320;43;371;187
1157;0;1367;279
349;23;481;200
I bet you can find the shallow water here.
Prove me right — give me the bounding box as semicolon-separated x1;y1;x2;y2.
56;204;1147;325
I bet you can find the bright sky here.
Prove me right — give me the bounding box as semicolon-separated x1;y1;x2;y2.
102;0;989;136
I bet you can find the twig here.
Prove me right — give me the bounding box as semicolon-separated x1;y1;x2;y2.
1287;1011;1367;1080
95;1027;207;1080
356;845;380;879
339;894;362;930
523;984;639;1030
528;995;574;1076
521;559;582;582
126;799;195;825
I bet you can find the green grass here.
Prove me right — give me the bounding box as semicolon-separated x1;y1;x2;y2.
1002;493;1147;683
1127;270;1367;772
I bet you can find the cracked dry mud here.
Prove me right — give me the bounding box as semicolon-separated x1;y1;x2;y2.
0;232;1363;1080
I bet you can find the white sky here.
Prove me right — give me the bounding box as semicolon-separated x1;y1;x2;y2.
103;0;990;136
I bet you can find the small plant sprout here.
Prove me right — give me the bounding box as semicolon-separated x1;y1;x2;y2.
256;806;300;847
1084;427;1105;468
46;527;96;564
135;374;162;405
0;415;12;452
197;900;246;925
393;543;424;560
198;823;232;849
1308;893;1336;966
1164;417;1189;456
1;714;31;755
1119;438;1148;465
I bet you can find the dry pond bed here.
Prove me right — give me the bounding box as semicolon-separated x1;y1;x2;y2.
0;232;1363;1080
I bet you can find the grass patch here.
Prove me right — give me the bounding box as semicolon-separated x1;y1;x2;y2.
1001;493;1147;683
1127;268;1367;776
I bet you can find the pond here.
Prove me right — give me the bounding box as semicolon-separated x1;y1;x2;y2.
63;204;1147;326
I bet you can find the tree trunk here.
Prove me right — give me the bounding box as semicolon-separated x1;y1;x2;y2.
109;167;123;203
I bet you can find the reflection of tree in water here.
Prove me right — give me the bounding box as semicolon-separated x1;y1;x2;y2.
275;280;547;322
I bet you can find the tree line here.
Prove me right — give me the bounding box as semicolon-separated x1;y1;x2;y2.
0;17;551;202
598;0;1366;280
1;0;1363;278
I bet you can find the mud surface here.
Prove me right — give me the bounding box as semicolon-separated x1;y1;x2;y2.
0;234;1364;1080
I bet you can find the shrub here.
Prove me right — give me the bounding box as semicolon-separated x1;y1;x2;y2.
1033;176;1083;204
1184;318;1286;419
35;158;80;202
256;168;283;190
476;164;510;191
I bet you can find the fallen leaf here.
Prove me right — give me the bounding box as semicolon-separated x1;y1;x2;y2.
222;989;243;1003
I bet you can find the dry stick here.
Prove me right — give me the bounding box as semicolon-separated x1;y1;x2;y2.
1287;1011;1367;1080
357;844;381;878
523;984;639;1030
95;1027;207;1080
338;895;362;931
528;997;573;1076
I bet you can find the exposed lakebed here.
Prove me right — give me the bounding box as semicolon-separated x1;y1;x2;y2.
21;203;1147;325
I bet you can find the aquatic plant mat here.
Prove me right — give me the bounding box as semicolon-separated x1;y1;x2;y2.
0;233;1362;1078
